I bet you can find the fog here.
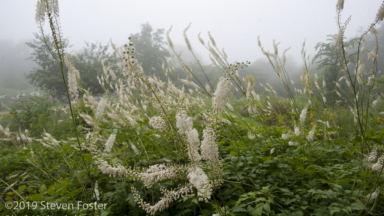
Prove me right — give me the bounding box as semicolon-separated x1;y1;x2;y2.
2;1;382;61
0;0;383;95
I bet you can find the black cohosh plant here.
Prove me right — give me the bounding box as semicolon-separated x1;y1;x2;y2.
1;0;384;215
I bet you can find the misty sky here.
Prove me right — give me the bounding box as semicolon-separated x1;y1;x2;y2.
1;0;383;65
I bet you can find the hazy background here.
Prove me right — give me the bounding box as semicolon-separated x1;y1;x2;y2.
0;0;383;96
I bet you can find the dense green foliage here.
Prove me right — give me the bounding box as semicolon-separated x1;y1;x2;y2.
1;1;384;216
1;97;383;215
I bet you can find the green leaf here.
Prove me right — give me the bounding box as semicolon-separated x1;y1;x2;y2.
232;207;248;213
263;203;271;213
100;210;109;216
18;185;26;193
254;203;264;216
366;128;376;137
175;209;192;216
355;136;362;142
350;202;366;211
29;193;43;201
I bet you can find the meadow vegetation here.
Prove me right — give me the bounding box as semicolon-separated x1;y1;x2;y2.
1;0;384;215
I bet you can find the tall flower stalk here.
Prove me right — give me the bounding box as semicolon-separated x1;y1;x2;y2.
34;0;95;201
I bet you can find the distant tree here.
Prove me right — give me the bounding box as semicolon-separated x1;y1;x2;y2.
26;33;69;96
73;41;119;94
130;23;170;77
26;33;118;96
312;34;359;102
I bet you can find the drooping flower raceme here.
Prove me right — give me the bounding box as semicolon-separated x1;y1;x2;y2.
0;125;10;137
131;185;192;216
372;154;384;171
186;129;202;163
104;130;117;153
35;0;60;24
334;29;344;47
294;124;300;136
367;75;375;86
94;181;100;201
366;189;379;200
306;125;316;141
176;110;193;135
212;77;232;114
373;99;379;107
188;166;211;202
95;97;107;118
368;148;378;162
64;55;80;101
300;104;310;126
375;2;384;23
201;127;219;163
141;164;177;188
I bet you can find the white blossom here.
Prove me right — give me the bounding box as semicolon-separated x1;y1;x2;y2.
336;0;344;11
149;116;166;131
94;181;100;201
104;130;117;153
366;189;379;200
346;79;351;88
300;104;310;126
368;148;377;162
130;142;139;155
201;127;219;163
188;166;211;201
336;90;342;98
373;99;379;107
176;110;193;135
368;50;378;60
282;134;288;140
95;97;107;118
186;129;202;163
248;132;256;140
375;2;384;23
226;103;234;111
368;75;375;86
321;94;327;103
205;83;211;93
295;125;300;136
306;125;316;141
64;55;80;101
334;29;344;46
212;77;232;114
372;154;384;171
